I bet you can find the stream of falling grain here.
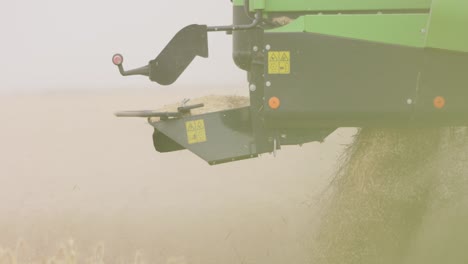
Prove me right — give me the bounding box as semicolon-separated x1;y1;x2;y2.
312;127;468;263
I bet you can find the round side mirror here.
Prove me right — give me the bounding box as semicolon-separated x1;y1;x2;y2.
112;54;124;66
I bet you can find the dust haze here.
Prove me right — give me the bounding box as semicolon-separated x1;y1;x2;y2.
0;86;354;263
0;1;356;262
0;0;244;92
3;1;467;263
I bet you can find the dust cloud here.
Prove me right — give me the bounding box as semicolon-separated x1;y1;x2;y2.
4;87;465;264
0;87;353;264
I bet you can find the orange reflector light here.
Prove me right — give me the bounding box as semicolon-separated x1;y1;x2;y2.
433;96;446;109
268;97;281;110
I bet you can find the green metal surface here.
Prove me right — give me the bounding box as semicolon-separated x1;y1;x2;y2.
426;0;468;52
237;0;468;52
268;14;429;47
251;0;266;10
249;0;432;12
232;0;244;6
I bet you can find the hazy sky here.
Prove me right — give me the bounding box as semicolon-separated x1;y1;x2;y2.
0;0;246;92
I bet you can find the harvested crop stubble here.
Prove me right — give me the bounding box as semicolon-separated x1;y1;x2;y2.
149;95;249;122
313;127;468;264
0;239;155;264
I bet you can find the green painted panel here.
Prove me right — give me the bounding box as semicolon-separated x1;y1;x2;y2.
426;0;468;52
252;0;266;10
233;0;244;6
250;0;432;12
268;14;429;48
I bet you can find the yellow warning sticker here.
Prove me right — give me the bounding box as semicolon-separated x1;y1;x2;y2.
268;51;290;74
185;119;207;144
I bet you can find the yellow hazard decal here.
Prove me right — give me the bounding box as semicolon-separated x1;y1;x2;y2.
185;119;207;144
268;51;290;74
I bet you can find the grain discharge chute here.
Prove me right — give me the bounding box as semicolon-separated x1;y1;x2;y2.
113;0;468;165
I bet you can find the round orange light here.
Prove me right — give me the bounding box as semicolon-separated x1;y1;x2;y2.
433;96;446;109
268;97;281;110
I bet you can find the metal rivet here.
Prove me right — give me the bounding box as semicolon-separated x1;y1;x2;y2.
407;99;413;105
253;46;258;52
265;44;271;51
266;81;272;87
249;84;257;92
421;28;427;34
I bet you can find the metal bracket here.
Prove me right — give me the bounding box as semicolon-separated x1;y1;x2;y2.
115;103;204;120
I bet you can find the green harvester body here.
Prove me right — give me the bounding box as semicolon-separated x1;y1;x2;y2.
113;0;468;164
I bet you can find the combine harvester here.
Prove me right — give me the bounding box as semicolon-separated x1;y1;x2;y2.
113;0;468;165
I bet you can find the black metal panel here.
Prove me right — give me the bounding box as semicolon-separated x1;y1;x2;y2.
149;25;208;85
414;48;468;125
153;130;185;153
262;32;423;128
279;128;337;145
232;6;262;71
149;106;338;164
150;107;262;164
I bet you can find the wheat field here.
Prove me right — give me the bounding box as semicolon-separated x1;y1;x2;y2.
0;88;353;264
0;238;187;264
5;88;465;263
